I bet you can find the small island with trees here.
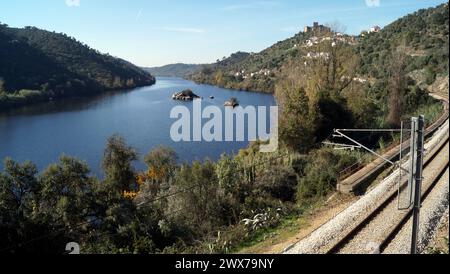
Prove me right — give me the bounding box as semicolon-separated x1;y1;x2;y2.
172;89;201;101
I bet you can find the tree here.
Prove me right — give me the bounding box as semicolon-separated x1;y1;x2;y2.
216;155;241;196
215;155;247;222
315;41;360;98
387;51;407;128
1;158;39;218
296;148;357;206
169;161;224;234
276;82;315;152
102;135;138;193
254;164;297;202
275;40;360;151
137;146;178;201
144;146;177;180
0;78;5;93
214;70;225;86
326;20;347;34
201;66;213;75
99;135;139;252
0;159;40;252
344;83;378;128
38;156;99;239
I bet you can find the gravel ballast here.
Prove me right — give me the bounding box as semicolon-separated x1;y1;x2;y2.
384;169;449;254
285;120;449;254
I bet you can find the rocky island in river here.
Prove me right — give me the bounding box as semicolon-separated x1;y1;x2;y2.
172;89;201;101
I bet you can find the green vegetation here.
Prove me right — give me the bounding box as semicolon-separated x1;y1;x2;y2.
427;237;449;254
0;139;358;254
143;63;203;78
0;24;155;111
0;130;377;254
359;3;449;81
190;50;274;92
0;3;448;254
191;3;448;96
190;30;358;93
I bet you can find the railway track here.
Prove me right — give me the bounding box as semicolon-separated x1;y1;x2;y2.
326;133;449;254
337;93;449;193
283;92;449;255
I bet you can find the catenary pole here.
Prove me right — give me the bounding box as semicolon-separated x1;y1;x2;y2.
411;116;425;254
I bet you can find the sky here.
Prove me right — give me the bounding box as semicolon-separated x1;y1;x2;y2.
0;0;446;67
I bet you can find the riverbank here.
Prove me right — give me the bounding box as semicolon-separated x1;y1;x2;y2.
0;78;156;113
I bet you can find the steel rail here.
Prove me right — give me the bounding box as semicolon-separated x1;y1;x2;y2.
326;133;449;254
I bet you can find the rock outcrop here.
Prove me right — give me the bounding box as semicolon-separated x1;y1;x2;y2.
172;89;201;101
224;97;239;108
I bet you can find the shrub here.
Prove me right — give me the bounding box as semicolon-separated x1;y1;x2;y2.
297;148;358;206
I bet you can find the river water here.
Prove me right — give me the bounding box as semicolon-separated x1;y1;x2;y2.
0;77;276;175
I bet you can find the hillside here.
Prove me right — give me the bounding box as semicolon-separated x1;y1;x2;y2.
359;2;449;84
0;24;155;110
0;2;448;256
143;63;202;78
190;3;448;94
190;29;358;92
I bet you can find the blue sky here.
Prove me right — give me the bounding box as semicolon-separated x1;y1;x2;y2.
0;0;446;67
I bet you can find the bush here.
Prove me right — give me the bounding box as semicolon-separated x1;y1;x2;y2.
254;165;297;202
296;148;358;206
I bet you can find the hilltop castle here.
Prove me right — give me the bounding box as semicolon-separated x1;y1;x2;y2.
304;22;331;34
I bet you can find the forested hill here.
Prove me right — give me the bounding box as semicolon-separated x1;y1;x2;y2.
359;2;449;83
143;63;203;78
189;29;353;92
0;24;155;110
190;2;449;93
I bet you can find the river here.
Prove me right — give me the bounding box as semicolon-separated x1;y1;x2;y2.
0;77;276;175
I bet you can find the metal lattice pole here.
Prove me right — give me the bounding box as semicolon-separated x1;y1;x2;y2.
411;116;425;254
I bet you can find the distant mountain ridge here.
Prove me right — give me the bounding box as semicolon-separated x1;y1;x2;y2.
143;63;203;78
0;23;155;110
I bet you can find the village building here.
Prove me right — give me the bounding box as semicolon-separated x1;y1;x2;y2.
369;26;381;33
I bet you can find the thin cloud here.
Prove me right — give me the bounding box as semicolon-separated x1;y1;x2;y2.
157;27;206;33
135;8;143;21
222;1;279;11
